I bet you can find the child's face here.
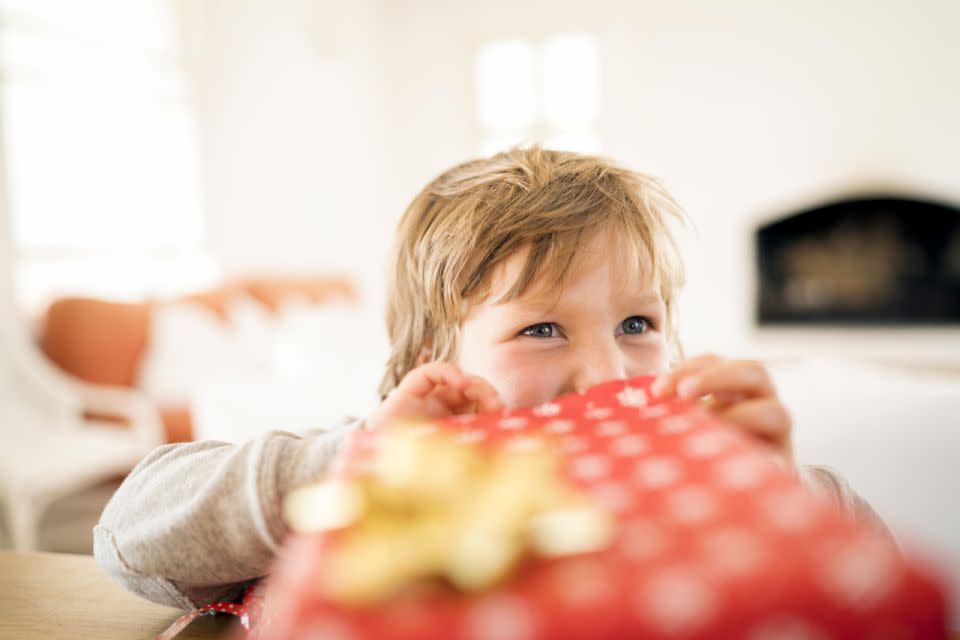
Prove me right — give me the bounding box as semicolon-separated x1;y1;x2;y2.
455;232;669;410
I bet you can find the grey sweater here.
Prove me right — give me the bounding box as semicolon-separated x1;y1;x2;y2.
93;420;894;610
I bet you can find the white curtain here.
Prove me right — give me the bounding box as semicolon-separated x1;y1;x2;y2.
0;0;216;315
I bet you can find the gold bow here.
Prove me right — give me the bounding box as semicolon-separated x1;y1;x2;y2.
283;423;613;605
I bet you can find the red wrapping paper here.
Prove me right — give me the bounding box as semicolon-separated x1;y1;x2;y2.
216;376;949;640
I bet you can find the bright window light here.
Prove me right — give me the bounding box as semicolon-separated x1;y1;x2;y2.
542;33;599;129
475;39;537;131
480;131;535;156
475;33;600;155
0;0;176;54
4;86;202;252
0;0;210;313
16;254;221;313
544;131;600;155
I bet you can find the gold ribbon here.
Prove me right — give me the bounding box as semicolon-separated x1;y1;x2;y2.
283;423;613;605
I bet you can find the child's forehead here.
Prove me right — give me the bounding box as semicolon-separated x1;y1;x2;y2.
477;231;660;310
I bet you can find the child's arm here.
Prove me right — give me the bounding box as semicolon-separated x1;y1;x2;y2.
798;464;897;544
95;364;497;610
93;420;361;609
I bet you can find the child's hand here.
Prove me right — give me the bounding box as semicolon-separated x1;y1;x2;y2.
651;354;794;467
366;362;504;431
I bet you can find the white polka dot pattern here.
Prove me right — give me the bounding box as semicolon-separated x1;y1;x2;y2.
584;406;613;420
665;486;718;525
620;518;669;561
595;420;627;437
498;416;529;430
250;376;947;640
570;454;610;481
301;619;356;640
761;486;821;533
633;456;683;489
747;617;829;640
817;535;901;610
465;594;537;640
457;429;487;444
699;526;768;579
532;402;561;417
505;435;543;452
638;567;718;636
616;386;648;408
683;429;732;459
610;433;649;457
638;403;671;419
549;558;613;607
658;415;695;435
561;435;589;454
714;452;775;490
545;419;574;434
590;482;633;514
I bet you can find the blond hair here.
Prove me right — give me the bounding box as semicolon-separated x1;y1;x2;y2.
379;146;685;399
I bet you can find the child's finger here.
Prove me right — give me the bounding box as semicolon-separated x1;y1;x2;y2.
463;375;504;413
651;353;723;397
675;360;775;401
399;361;470;399
702;390;750;411
719;397;793;454
428;384;471;414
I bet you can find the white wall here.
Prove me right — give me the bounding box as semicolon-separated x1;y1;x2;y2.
179;0;390;299
186;0;960;357
600;0;960;357
375;0;610;220
375;0;960;356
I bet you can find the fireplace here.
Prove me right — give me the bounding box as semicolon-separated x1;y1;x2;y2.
755;195;960;326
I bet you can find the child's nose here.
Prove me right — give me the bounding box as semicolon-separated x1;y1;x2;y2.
571;339;628;393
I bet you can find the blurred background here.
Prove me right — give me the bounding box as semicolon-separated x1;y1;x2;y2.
0;0;957;621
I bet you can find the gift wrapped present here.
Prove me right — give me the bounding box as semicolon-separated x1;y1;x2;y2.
233;376;948;639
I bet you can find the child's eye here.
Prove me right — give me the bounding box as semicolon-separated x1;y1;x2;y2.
621;316;651;335
520;322;559;338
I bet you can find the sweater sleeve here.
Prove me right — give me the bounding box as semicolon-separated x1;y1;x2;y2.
798;464;898;546
93;419;361;609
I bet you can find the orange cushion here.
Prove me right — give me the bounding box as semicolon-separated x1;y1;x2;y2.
160;407;194;443
40;298;150;387
39;278;356;444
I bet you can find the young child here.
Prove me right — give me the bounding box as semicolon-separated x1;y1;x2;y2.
94;147;890;610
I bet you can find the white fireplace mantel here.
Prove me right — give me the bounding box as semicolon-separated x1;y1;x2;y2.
748;326;960;374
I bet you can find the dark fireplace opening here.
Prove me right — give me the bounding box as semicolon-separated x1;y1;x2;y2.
755;195;960;325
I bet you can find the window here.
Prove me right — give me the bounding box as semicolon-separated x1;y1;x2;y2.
0;0;217;314
474;33;600;155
